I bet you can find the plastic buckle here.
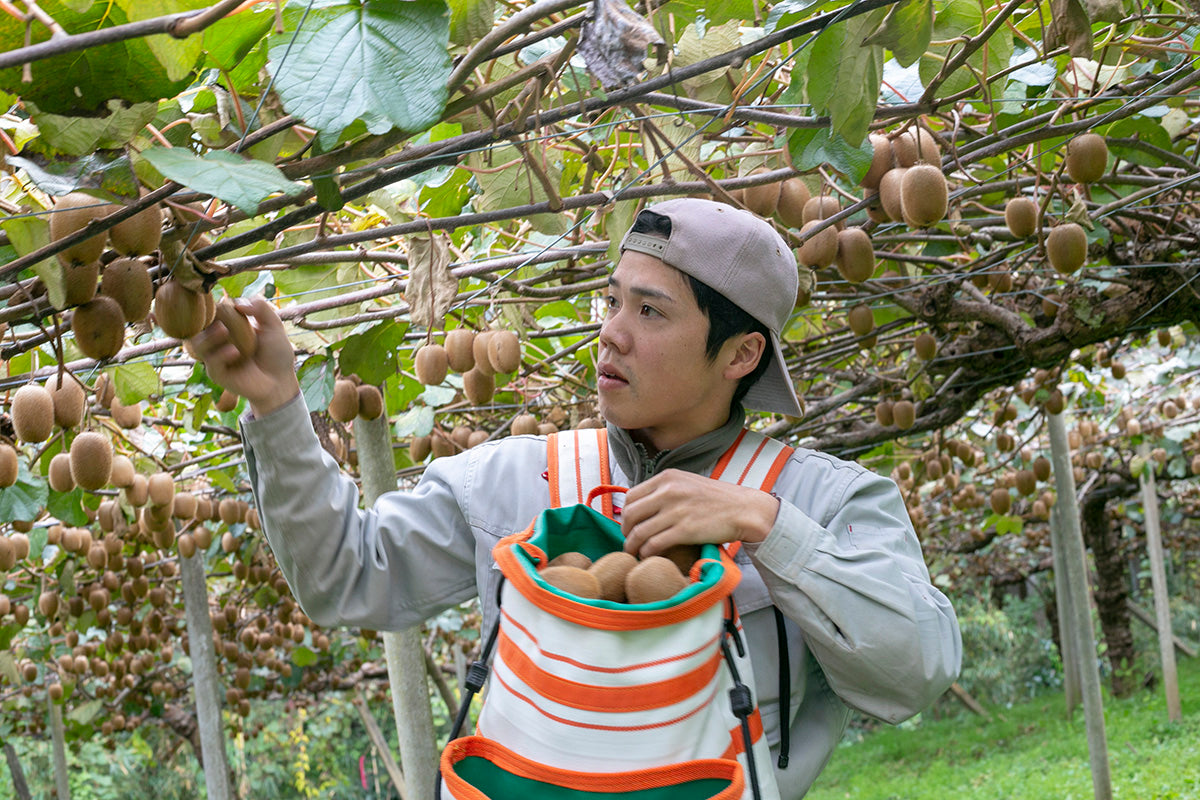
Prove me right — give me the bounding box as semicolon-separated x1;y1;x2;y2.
729;683;752;718
465;661;490;693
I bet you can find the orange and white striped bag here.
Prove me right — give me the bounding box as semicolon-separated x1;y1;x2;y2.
439;429;791;800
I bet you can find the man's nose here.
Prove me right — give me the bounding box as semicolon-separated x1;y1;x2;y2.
598;307;628;352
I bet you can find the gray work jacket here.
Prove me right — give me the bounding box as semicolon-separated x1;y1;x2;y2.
241;395;961;799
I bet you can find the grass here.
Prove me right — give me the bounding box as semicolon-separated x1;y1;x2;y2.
806;655;1200;800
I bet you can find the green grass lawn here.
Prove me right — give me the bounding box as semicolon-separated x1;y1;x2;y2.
807;656;1200;800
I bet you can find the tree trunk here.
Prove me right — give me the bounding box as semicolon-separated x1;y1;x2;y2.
1137;444;1183;722
1049;505;1081;716
1079;485;1135;698
47;694;71;800
4;742;32;800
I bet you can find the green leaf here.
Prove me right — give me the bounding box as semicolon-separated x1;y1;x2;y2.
68;698;104;725
787;126;875;183
919;0;1013;101
394;405;434;438
298;355;336;411
269;1;451;147
47;488;89;527
862;0;933;68
1106;117;1173;166
292;645;319;667
806;9;886;145
765;0;825;33
338;322;406;386
665;0;755;26
26;100;159;157
141;148;305;216
449;0;495;46
6;152;140;200
203;6;275;71
109;362;160;404
208;468;238;494
0;462;49;524
117;0;208;81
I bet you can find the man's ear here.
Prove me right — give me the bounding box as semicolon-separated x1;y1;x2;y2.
722;332;767;381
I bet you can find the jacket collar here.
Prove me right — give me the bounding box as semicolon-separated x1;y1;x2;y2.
606;405;747;485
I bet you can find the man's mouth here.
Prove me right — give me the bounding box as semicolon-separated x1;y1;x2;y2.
598;365;628;385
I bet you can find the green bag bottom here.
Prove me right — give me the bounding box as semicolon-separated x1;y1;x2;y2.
454;755;733;799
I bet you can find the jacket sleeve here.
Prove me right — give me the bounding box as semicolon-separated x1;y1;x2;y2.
240;393;479;630
744;450;961;723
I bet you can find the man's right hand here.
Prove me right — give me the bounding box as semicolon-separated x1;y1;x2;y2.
188;297;300;418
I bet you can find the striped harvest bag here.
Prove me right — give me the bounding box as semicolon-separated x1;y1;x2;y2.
439;429;791;800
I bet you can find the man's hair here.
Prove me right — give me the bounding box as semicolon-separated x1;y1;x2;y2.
628;210;772;406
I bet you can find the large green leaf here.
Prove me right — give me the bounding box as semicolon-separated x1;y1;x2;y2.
47;488;89;527
806;9;885;146
26;100;159;158
862;0;933;68
788;127;875;184
0;462;48;524
268;0;451;147
118;0;209;81
0;1;201;114
204;7;276;71
449;0;495;46
919;0;1014;101
7;152;140;200
339;322;406;385
141;149;305;216
109;362;161;404
665;0;756;26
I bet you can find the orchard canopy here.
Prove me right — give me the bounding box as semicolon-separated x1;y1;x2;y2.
2;0;1200;760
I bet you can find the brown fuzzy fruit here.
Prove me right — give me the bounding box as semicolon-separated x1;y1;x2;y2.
874;400;894;427
1015;469;1037;497
796;220;838;269
539;565;601;599
775;178;810;228
71;296;126;360
329;379;359;422
61;260;101;308
356;385;384;420
110;455;135;488
1033;456;1051;482
847;304;875;337
900;164;948;229
445;329;476;373
46;373;85;429
1004;197;1038;239
1044;388;1065;415
214;299;257;360
409;435;432;462
510;413;539;436
661;544;703;576
124;473;149;506
742;170;781;217
463;368;495;405
431;431;455;459
625;556;688;604
893;127;939;167
1046;223;1087;274
588;551;637;602
861;134;894;190
415;344;449;385
173;491;197;519
487;330;522;374
892;399;916;430
548;551;593;570
802;196;843;229
878;167;907;222
989;488;1012;515
0;444;17;488
468;429;490;448
472;332;497;376
70;431;113;491
109;397;142;429
48;453;75;492
914;332;937;361
12;384;55;443
216;389;239;413
1066;133;1108;184
148;472;175;507
109;203;163;256
153;281;208;339
50;193;113;266
835;228;874;283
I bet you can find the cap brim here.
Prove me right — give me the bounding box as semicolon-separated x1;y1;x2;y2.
742;334;802;417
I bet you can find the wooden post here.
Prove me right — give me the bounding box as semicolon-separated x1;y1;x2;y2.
355;408;438;800
181;546;233;800
1136;443;1182;722
1049;504;1081;716
351;688;407;799
1047;412;1113;800
1126;599;1197;658
5;741;32;800
47;693;70;800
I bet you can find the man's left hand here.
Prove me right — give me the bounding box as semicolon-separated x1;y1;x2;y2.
620;469;780;558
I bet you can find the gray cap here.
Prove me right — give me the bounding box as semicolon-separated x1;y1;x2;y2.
619;197;802;417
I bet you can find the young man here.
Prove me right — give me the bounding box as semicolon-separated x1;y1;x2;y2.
191;198;961;798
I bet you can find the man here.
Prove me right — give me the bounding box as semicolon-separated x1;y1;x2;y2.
191;197;961;798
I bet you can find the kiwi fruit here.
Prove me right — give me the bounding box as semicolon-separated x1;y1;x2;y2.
914;332;937;361
12;384;55;443
899;164;948;229
661;544;703;576
861;134;893;190
467;429;489;448
109;397;143;429
463;368;495;405
178;532;197;559
796;220;838;269
409;435;432;462
216;389;239;413
109;202;163;256
835;228;874;283
328;379;359;422
472;332;497;376
878;167;907;221
487;330;521;374
874;400;894;427
172;492;197;519
431;431;455;459
148;471;175;507
892;127;939;167
450;425;472;450
110;455;135;488
775;178;810;228
1032;456;1051;482
1111;362;1126;380
1044;388;1065;414
213;299;257;360
71;296;126;360
356;385;384;420
0;538;15;571
537;422;558;435
0;444;19;488
93;372;115;408
802;196;843;229
70;431;113;491
61;260;101;308
989;488;1012;515
1046;223;1087;274
153;280;208;339
1004;197;1038;239
125;473;149;506
892;399;915;430
445;329;476;373
46;373;85;429
1066;133;1108;184
218;497;240;525
547;551;592;569
510;413;538;436
50;193;114;266
847;304;874;337
625;556;688;604
539;565;601;599
742;170;781;217
48;453;75;492
588;551;637;602
414;344;449;385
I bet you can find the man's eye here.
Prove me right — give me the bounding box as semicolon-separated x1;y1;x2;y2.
640;304;658;316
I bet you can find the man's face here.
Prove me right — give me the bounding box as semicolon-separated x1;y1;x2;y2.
596;251;740;452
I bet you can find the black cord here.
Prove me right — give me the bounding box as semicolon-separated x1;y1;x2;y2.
773;606;791;769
